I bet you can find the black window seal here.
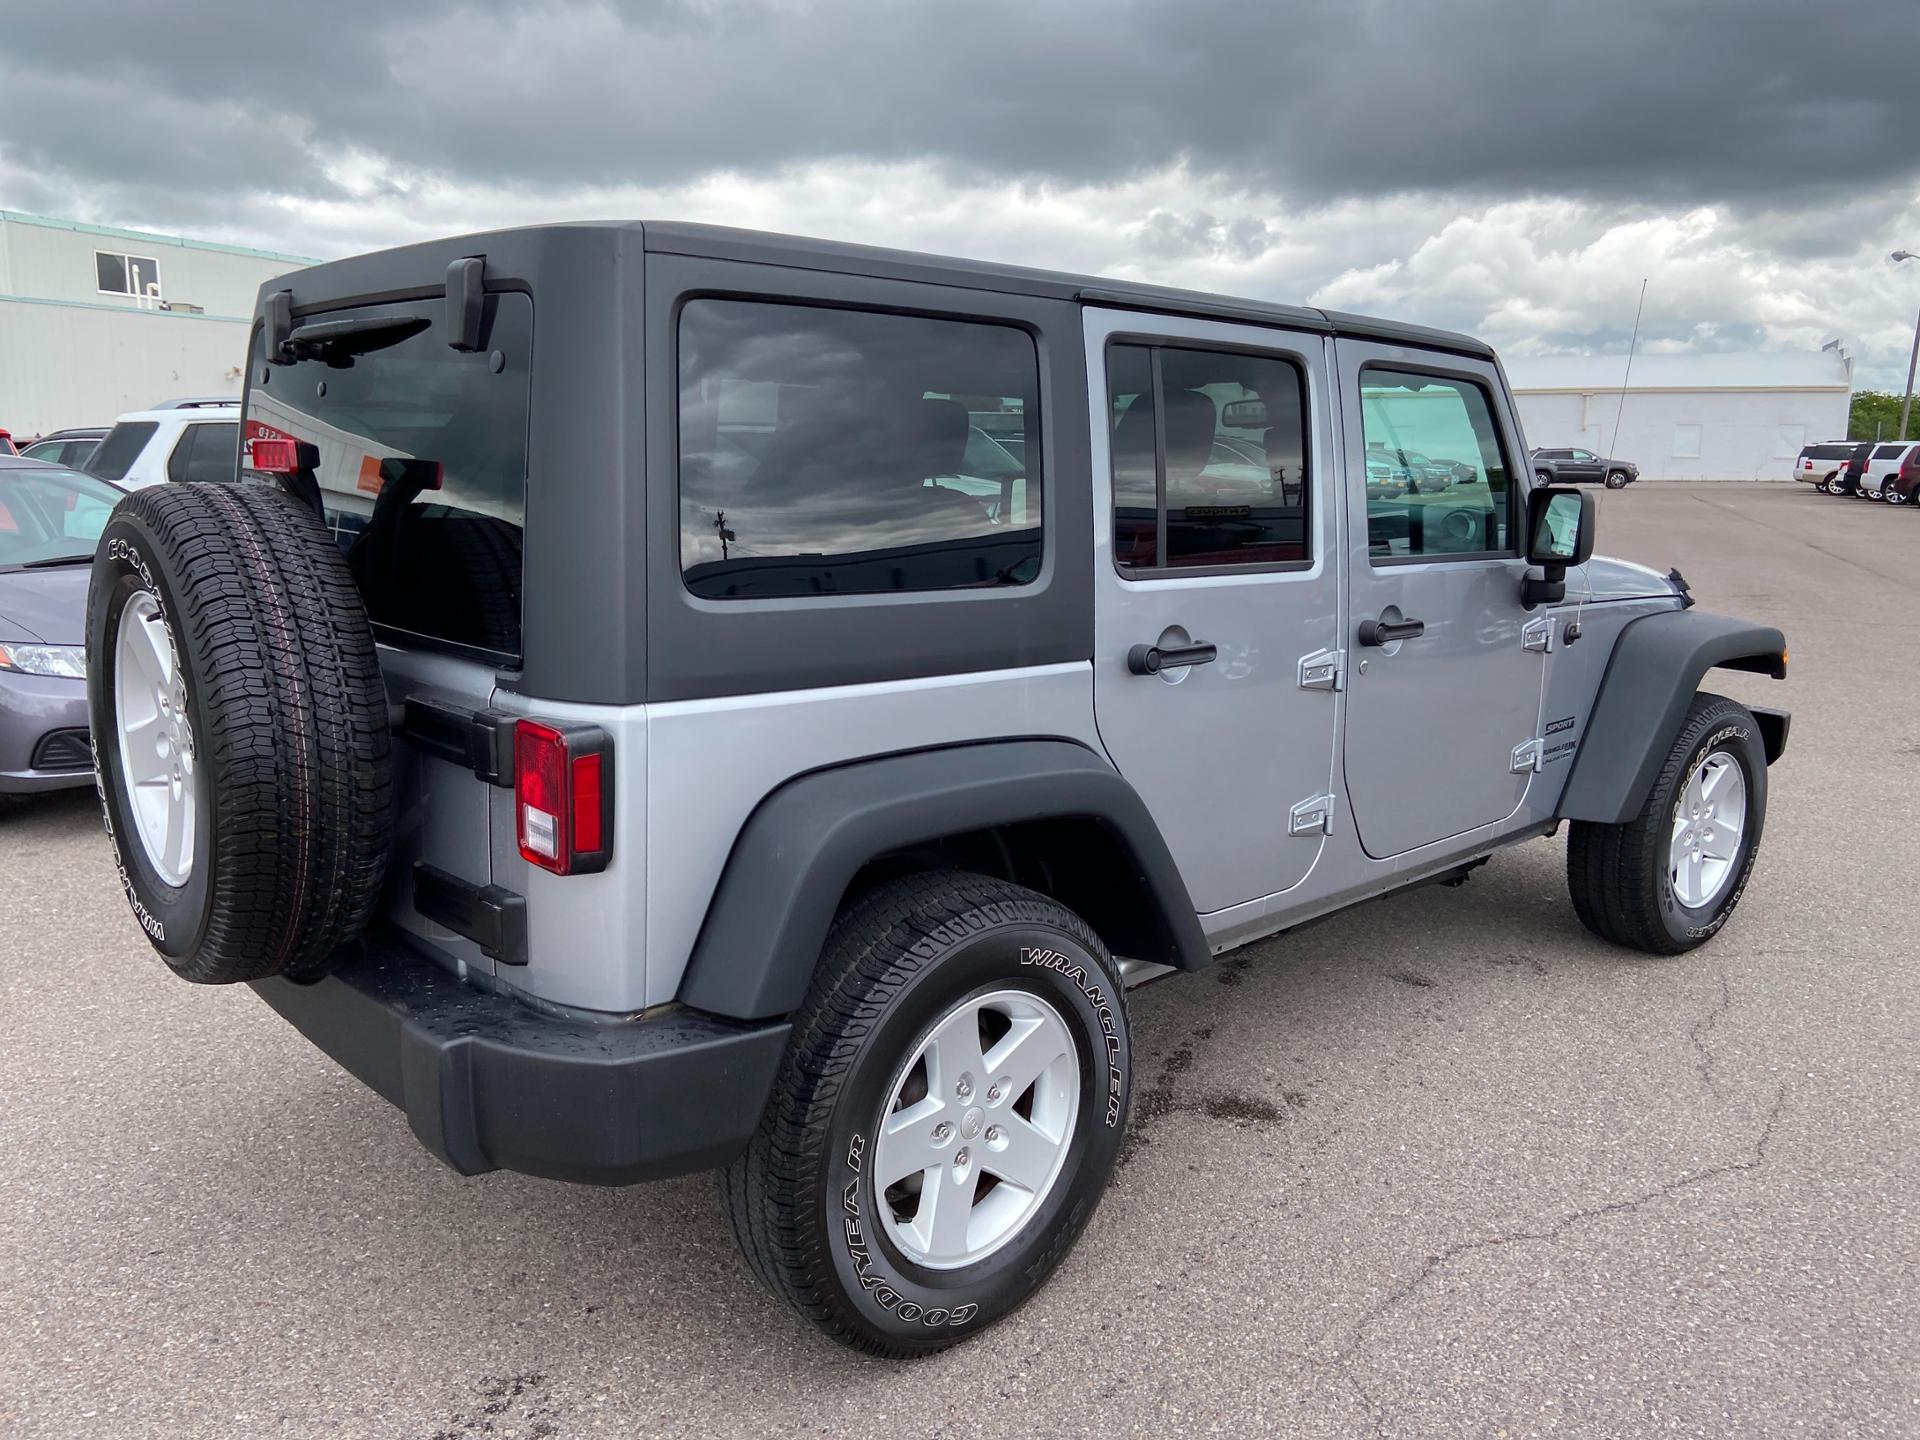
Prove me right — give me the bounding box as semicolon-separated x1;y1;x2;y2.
670;291;1050;607
1103;334;1317;583
1358;360;1519;568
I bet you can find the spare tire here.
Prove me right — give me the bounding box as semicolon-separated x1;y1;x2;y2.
87;481;393;983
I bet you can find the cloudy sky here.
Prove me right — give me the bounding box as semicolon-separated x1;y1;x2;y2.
6;0;1920;385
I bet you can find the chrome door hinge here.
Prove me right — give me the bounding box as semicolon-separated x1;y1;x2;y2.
1289;793;1335;836
1298;647;1344;692
1510;739;1544;774
1521;616;1555;653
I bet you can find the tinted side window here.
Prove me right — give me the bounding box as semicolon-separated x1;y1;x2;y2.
1360;369;1512;561
1107;342;1310;573
167;422;238;483
678;300;1042;601
1873;444;1907;459
86;422;157;481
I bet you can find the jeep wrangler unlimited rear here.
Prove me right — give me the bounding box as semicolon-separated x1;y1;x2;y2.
86;222;1789;1356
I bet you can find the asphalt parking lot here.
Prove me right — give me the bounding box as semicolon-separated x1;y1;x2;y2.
3;481;1914;1438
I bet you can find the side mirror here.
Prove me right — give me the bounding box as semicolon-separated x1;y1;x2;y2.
1521;486;1595;607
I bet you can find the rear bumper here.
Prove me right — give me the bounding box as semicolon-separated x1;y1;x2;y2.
252;933;792;1185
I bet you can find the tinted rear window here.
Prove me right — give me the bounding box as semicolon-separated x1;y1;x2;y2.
168;422;239;483
1874;444;1908;459
677;299;1042;601
86;422;158;481
1801;444;1854;460
244;294;532;662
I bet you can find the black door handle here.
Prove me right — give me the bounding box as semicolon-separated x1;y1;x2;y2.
1357;617;1425;647
1127;641;1218;676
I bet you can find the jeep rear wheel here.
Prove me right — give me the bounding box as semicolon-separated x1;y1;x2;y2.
87;482;393;983
722;871;1131;1356
1567;692;1767;954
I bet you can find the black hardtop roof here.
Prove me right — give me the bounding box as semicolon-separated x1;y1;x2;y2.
269;219;1495;361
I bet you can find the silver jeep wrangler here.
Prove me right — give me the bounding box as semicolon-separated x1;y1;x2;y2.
85;223;1789;1356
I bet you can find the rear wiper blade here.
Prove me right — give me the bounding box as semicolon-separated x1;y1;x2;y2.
285;313;430;364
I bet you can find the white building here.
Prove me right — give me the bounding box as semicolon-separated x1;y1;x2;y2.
1505;349;1853;481
0;210;314;436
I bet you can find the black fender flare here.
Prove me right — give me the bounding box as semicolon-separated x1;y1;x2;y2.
676;740;1209;1022
1556;608;1787;826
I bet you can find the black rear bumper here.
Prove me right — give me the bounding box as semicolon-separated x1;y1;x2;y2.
251;934;791;1186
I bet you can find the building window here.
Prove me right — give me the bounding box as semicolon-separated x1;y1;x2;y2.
95;251;161;300
1671;424;1703;459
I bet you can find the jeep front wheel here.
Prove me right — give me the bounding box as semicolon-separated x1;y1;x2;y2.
723;872;1131;1356
1567;691;1767;954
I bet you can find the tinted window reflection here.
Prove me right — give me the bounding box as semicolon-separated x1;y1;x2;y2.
678;300;1043;600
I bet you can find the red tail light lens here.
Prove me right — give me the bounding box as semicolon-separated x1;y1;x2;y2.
248;437;300;473
514;719;614;875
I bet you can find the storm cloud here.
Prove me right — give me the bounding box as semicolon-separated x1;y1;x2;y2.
4;0;1920;382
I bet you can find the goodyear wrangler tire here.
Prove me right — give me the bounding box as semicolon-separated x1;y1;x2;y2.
86;482;392;983
1567;692;1767;955
722;871;1132;1356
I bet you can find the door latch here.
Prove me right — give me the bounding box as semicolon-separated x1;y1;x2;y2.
1510;739;1544;774
1521;616;1555;653
1297;648;1344;692
1289;793;1335;836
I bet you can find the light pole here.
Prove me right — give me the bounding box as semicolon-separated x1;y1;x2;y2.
1894;251;1920;441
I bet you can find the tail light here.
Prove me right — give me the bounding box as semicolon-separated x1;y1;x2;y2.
248;437;301;473
515;720;614;875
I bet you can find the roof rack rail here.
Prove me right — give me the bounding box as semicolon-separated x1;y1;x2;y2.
149;396;240;410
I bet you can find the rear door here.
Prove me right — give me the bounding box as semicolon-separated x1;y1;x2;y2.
1867;443;1908;495
1336;341;1546;859
1086;308;1340;913
241;293;534;973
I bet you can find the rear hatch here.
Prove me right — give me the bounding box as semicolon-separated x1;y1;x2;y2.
241;291;533;976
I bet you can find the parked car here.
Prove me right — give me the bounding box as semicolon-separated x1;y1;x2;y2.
21;427;110;470
1857;440;1919;503
84;399;240;491
1531;447;1639;488
0;429;17;457
1833;440;1875;497
1890;448;1920;506
1;457;125;804
1794;440;1861;493
86;223;1788;1357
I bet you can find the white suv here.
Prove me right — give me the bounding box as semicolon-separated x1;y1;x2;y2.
83;399;240;491
1859;440;1919;503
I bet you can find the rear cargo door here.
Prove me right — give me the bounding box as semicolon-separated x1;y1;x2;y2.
241;293;533;974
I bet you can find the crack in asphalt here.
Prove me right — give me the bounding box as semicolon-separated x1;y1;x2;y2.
1318;1084;1790;1386
1686;963;1734;1098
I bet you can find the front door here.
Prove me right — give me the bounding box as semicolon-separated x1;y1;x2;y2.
1086;309;1340;913
1336;342;1546;859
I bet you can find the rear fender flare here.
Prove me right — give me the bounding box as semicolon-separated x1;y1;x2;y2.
675;740;1208;1022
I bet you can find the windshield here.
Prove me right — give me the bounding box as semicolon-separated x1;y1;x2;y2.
0;467;122;569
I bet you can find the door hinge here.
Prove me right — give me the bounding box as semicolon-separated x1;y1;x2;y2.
1510;739;1544;773
1289;793;1335;835
1521;616;1555;653
401;696;518;788
1298;647;1344;692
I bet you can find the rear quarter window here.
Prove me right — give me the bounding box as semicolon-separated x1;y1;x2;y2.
244;293;532;662
676;299;1043;601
